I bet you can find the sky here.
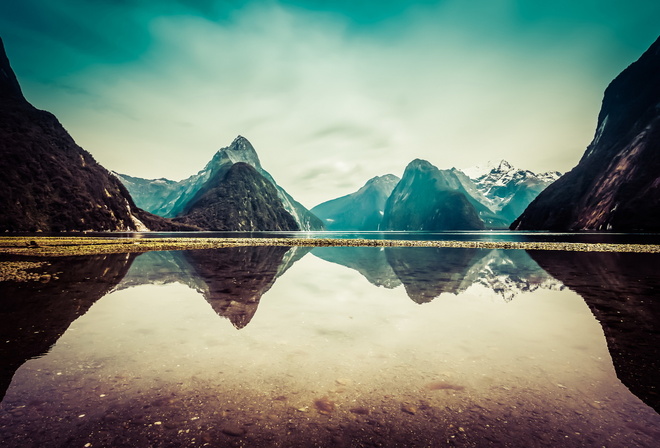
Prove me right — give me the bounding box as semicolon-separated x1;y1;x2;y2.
1;1;659;208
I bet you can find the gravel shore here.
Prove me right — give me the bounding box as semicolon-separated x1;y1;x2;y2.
1;236;659;258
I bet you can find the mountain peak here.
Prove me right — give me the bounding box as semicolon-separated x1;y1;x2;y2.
496;160;514;172
230;135;252;150
0;37;26;102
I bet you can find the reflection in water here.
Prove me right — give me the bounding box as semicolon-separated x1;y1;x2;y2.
530;250;660;414
1;246;660;447
0;253;137;401
313;246;562;303
386;247;482;303
182;246;307;328
312;246;401;288
115;246;311;329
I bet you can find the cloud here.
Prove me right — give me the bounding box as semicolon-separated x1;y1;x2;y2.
6;0;658;207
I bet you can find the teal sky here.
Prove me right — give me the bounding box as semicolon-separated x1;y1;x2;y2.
1;0;659;207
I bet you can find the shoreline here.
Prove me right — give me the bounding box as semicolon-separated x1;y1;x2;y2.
1;236;660;257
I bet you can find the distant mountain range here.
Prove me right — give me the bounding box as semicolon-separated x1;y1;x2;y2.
310;174;400;230
512;36;660;231
313;159;560;231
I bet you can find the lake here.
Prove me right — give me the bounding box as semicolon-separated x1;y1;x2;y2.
1;243;660;447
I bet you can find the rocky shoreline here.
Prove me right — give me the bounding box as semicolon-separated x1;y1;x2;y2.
0;236;659;259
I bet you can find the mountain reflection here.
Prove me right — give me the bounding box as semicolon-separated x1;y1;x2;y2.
116;246;310;329
530;250;660;414
0;253;137;401
312;246;561;303
182;246;307;329
312;246;401;288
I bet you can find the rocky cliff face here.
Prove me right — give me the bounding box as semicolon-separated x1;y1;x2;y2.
0;37;188;232
173;162;300;231
116;136;324;231
512;36;660;231
311;174;400;230
381;159;486;231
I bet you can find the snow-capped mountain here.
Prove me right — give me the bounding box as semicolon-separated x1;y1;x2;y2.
311;174;400;230
466;160;561;224
115;136;324;231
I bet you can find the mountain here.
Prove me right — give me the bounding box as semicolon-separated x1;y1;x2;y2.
0;37;191;232
467;160;561;224
381;159;487;230
115;136;324;231
512;36;660;231
310;160;558;231
173;162;300;231
311;174;400;230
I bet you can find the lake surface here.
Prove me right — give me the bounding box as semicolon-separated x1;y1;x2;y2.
1;245;660;447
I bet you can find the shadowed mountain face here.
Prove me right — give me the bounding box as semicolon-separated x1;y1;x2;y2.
116;136;324;231
0;38;190;232
529;250;660;414
512;36;660;231
174;163;300;231
311;175;400;231
382;160;486;231
0;253;137;401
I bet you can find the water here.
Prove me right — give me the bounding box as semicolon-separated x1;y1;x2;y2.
1;246;660;447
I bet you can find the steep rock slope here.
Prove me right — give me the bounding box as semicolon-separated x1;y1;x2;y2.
512;36;660;231
0;37;186;232
116;136;324;231
381;159;486;231
311;174;400;230
173;162;299;231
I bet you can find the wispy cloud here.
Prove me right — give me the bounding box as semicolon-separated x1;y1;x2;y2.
2;0;658;207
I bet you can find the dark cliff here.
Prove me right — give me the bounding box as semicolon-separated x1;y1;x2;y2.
0;37;194;232
512;36;660;231
174;162;300;231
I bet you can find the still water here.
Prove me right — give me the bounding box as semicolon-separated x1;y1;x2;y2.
1;246;660;447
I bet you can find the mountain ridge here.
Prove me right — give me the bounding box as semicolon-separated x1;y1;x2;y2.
0;37;194;232
512;36;660;231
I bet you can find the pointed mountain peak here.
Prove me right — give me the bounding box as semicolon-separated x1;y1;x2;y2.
230;135;253;151
496;160;514;171
406;158;435;171
364;174;400;186
0;37;26;102
207;135;262;171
